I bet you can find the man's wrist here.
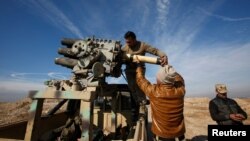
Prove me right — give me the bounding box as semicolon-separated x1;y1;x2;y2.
136;67;143;75
136;63;144;67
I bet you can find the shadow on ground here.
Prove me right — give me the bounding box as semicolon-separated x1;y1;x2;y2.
147;122;208;141
189;135;208;141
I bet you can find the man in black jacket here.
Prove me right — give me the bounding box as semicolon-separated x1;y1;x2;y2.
209;84;247;125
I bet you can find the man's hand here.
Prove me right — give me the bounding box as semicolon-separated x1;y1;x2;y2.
134;55;140;63
235;114;246;120
160;56;168;66
230;114;245;121
134;55;144;67
134;56;145;75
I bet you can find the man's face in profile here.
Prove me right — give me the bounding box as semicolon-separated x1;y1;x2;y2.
125;37;136;47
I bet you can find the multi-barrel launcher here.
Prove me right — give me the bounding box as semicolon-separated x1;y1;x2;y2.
0;37;161;141
54;37;160;87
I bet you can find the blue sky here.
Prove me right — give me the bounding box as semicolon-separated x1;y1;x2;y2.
0;0;250;101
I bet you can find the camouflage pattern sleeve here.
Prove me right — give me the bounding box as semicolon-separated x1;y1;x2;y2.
143;42;166;57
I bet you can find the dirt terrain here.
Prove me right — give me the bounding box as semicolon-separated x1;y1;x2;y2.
0;97;249;140
184;97;250;140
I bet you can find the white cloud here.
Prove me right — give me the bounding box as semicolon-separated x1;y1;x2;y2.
0;80;45;93
0;80;45;101
7;0;248;99
47;72;70;80
9;72;70;82
145;42;250;98
22;0;83;37
139;0;151;29
155;0;170;33
152;0;224;49
142;1;250;97
198;7;250;22
0;72;70;92
0;72;71;101
177;42;250;97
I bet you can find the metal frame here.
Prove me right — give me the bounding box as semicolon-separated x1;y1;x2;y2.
24;87;96;141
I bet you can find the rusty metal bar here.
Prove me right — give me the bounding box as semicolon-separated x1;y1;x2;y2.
133;120;141;141
28;88;95;101
24;99;44;141
79;87;96;141
80;101;92;141
45;99;68;117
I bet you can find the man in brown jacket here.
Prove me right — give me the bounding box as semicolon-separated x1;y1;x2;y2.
122;31;167;105
136;65;186;141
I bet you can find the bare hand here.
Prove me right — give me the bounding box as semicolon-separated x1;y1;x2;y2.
235;114;246;120
160;56;168;66
134;55;140;63
230;114;244;121
134;55;144;68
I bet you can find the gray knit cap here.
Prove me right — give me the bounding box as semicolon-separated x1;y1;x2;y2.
156;65;177;84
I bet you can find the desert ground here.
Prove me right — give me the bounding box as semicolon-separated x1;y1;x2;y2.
0;97;249;140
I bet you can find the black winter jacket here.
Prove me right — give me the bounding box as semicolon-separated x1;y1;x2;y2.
209;95;247;125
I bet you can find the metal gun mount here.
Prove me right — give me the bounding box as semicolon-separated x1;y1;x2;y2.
0;37;153;141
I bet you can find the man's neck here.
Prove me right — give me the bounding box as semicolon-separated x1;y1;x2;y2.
217;94;227;99
128;41;138;47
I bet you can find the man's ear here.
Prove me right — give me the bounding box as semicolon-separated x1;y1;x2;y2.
174;81;183;87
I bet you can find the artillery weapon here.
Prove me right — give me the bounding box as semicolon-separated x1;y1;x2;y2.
0;37;161;141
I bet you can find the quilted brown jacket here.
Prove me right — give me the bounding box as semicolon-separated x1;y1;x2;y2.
136;67;186;138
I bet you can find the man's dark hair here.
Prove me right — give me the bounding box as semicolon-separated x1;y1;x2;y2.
124;31;136;39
